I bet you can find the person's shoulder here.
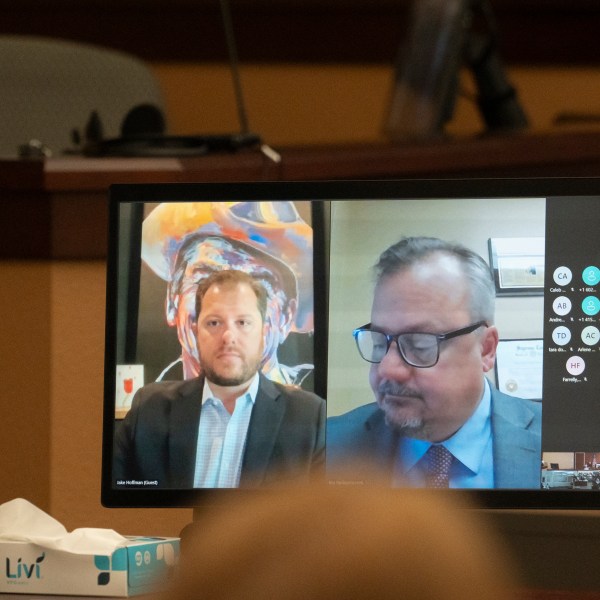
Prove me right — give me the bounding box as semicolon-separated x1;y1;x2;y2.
124;378;203;428
327;402;380;429
134;378;201;405
326;403;381;454
268;378;325;409
490;388;542;429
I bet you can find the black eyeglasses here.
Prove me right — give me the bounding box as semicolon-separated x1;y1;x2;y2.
353;321;488;368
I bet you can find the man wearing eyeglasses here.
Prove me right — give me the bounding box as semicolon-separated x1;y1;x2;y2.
326;236;541;489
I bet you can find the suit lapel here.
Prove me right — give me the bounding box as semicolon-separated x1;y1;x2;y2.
168;377;203;488
363;409;399;484
240;374;285;486
491;390;541;488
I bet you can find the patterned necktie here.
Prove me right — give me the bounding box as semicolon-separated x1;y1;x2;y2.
423;444;454;488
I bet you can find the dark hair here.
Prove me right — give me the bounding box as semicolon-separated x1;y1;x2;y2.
195;269;268;322
375;236;495;323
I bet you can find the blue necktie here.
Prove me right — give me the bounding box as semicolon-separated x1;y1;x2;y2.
424;445;454;488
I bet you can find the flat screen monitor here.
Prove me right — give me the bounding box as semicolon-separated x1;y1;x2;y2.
102;177;600;509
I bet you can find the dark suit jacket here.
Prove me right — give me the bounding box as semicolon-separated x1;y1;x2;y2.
114;374;325;488
326;385;541;489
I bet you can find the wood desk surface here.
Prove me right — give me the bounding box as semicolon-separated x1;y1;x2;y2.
2;130;600;259
3;129;600;191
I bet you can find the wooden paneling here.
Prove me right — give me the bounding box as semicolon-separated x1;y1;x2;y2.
0;262;52;511
2;130;600;260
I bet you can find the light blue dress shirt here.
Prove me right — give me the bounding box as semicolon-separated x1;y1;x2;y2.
393;378;494;488
193;374;259;488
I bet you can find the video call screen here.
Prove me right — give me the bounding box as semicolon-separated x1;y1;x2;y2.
102;179;600;508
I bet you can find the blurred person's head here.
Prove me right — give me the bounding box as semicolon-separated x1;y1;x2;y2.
172;482;516;600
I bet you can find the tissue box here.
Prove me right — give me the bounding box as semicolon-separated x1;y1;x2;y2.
0;536;179;596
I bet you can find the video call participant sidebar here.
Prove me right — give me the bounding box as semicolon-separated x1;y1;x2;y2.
543;196;600;451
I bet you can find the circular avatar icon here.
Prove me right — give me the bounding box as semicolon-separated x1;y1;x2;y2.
552;326;571;346
553;266;572;286
582;296;600;316
566;356;585;376
583;266;600;286
581;325;600;346
552;296;572;316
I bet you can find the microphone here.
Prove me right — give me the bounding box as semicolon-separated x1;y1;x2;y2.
81;0;277;159
220;0;250;137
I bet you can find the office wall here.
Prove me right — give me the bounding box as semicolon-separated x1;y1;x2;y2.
49;261;193;535
543;453;576;470
0;260;192;536
0;262;52;510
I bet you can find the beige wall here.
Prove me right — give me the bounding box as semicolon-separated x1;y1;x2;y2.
1;262;52;510
49;262;192;535
0;260;192;536
543;453;576;470
153;63;600;145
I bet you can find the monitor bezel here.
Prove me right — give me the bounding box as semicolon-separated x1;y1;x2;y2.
102;176;600;509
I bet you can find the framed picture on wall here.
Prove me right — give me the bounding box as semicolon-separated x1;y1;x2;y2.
494;338;543;401
488;237;544;296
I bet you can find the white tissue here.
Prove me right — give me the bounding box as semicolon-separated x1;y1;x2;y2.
0;498;128;555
